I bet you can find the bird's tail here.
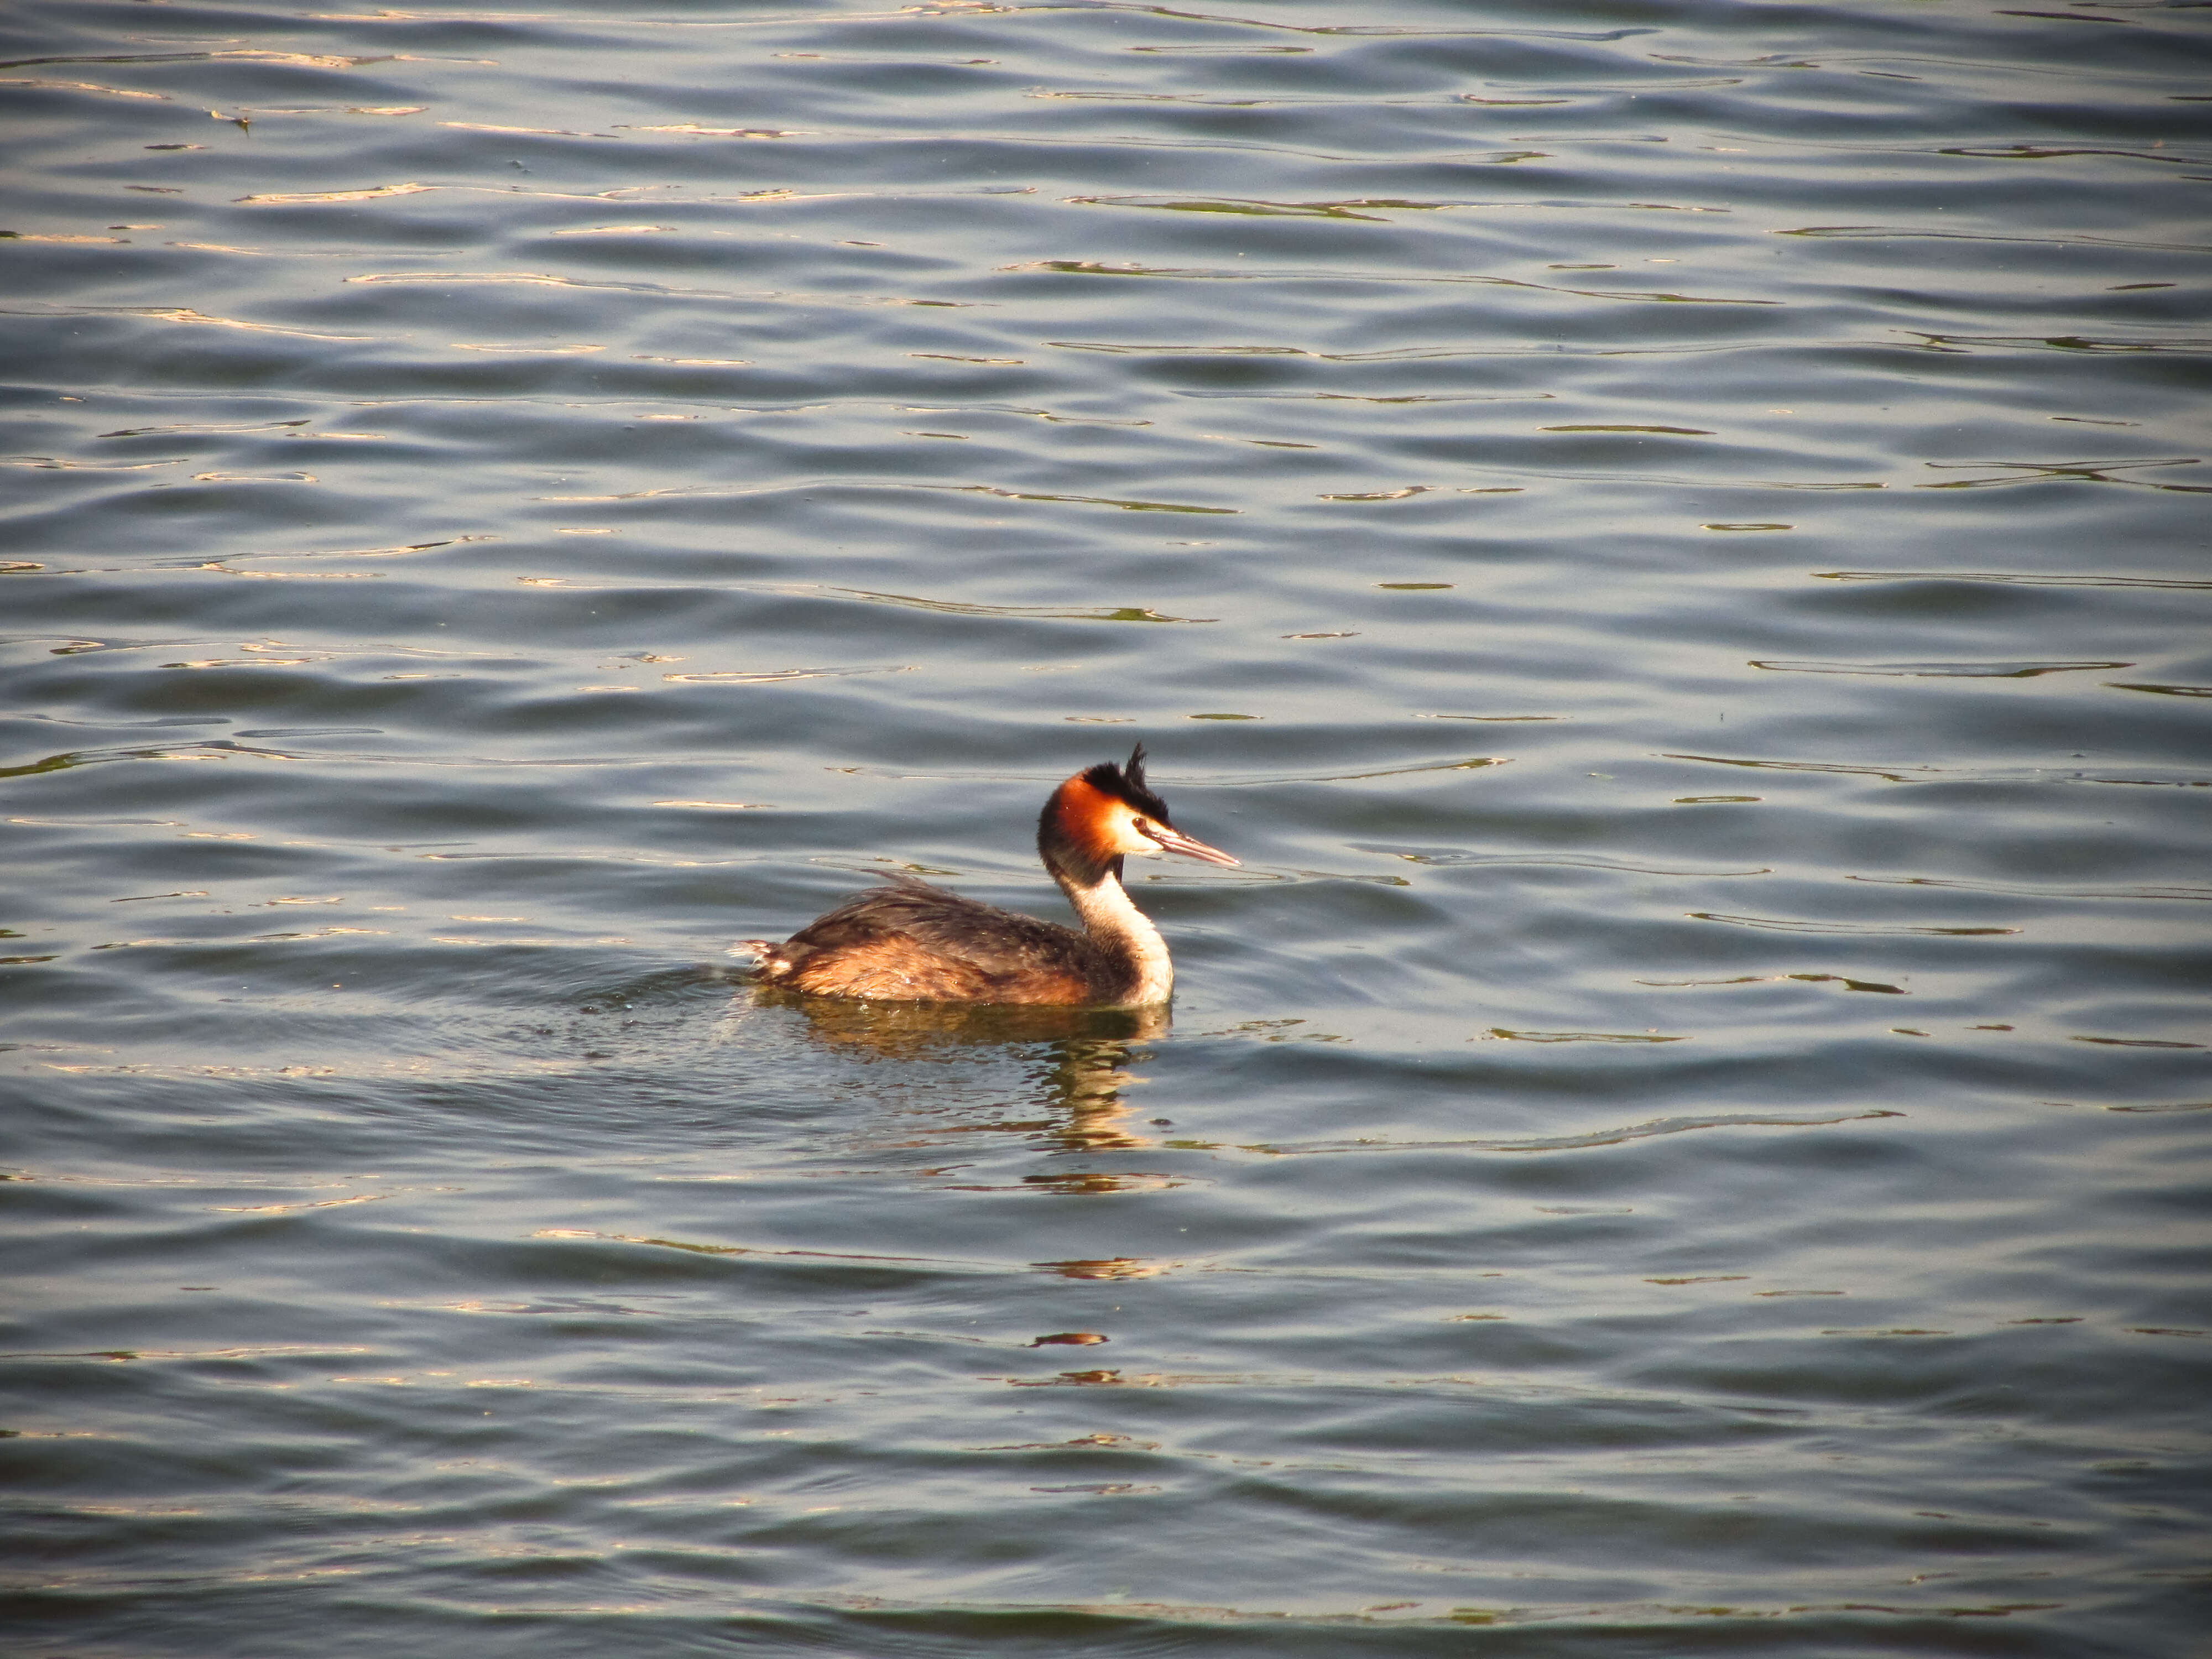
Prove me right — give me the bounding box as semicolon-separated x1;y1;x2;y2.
729;940;790;977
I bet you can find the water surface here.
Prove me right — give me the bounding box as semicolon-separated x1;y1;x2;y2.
4;1;2210;1652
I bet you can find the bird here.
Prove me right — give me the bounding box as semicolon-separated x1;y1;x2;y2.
737;745;1236;1006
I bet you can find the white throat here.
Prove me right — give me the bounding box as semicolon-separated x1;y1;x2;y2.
1060;865;1173;1005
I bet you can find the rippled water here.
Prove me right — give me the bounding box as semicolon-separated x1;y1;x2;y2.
5;0;2210;1652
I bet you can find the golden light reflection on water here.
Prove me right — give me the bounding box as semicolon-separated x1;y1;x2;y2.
765;989;1170;1156
1035;1258;1172;1281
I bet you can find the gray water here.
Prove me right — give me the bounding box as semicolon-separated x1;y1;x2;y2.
4;1;2210;1653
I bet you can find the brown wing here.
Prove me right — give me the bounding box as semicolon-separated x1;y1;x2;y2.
765;880;1105;1004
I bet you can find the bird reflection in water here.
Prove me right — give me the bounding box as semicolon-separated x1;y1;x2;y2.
756;987;1168;1153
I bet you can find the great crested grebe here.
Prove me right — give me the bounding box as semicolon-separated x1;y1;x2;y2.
737;745;1236;1006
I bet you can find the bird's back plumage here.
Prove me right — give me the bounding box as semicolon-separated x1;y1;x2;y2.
744;876;1119;1004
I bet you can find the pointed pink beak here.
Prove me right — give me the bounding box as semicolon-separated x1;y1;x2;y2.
1146;823;1239;867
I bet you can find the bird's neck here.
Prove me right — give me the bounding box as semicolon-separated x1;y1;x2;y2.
1052;858;1173;1005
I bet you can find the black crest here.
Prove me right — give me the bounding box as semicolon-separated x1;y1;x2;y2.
1081;743;1171;821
